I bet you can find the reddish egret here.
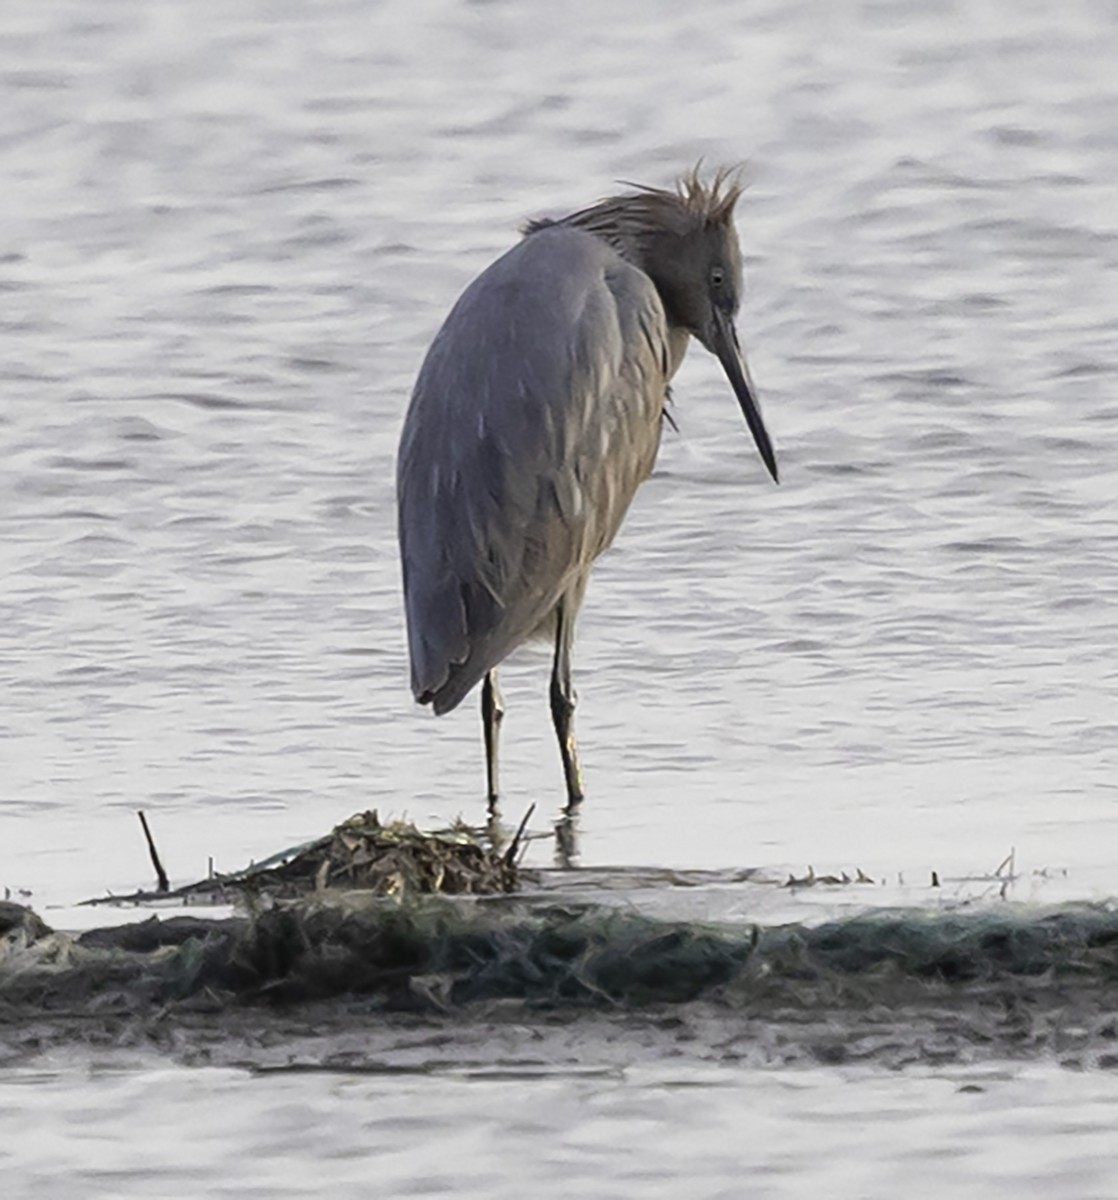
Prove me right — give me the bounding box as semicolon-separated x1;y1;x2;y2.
398;167;777;812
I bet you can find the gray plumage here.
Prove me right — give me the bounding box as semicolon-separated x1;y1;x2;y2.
397;167;777;811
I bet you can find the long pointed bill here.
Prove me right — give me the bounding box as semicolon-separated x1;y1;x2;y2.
711;307;778;483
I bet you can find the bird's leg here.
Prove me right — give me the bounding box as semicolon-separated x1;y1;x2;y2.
550;604;584;810
481;669;505;813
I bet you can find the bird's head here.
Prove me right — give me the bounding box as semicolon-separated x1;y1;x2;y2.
562;167;778;483
644;169;777;483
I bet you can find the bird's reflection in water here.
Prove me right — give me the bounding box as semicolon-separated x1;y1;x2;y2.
485;801;580;870
554;807;580;869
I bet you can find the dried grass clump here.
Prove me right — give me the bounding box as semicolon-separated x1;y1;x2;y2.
236;812;518;901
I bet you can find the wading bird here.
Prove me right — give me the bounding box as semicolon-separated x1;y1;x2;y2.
397;167;778;813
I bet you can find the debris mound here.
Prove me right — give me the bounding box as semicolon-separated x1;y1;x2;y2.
80;811;521;907
236;811;519;901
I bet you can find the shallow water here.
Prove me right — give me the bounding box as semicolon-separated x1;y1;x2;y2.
3;0;1118;1192
3;1057;1118;1199
4;0;1118;897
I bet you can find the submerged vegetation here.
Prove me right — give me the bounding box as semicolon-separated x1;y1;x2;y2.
9;889;1118;1008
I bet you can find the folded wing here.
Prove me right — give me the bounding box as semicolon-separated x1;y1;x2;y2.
397;225;670;714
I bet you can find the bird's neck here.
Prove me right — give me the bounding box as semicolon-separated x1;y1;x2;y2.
666;326;690;381
557;202;692;375
559;199;666;274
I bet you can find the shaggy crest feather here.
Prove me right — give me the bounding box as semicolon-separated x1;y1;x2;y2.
637;163;745;227
523;164;745;251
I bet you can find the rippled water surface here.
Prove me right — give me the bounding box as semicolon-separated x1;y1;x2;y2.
3;0;1118;1192
2;1058;1118;1199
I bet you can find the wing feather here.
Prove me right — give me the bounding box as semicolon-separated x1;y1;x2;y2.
397;226;670;713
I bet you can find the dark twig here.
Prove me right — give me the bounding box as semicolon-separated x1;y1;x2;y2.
503;803;537;869
138;811;170;894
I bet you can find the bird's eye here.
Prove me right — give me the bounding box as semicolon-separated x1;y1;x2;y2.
710;266;725;288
